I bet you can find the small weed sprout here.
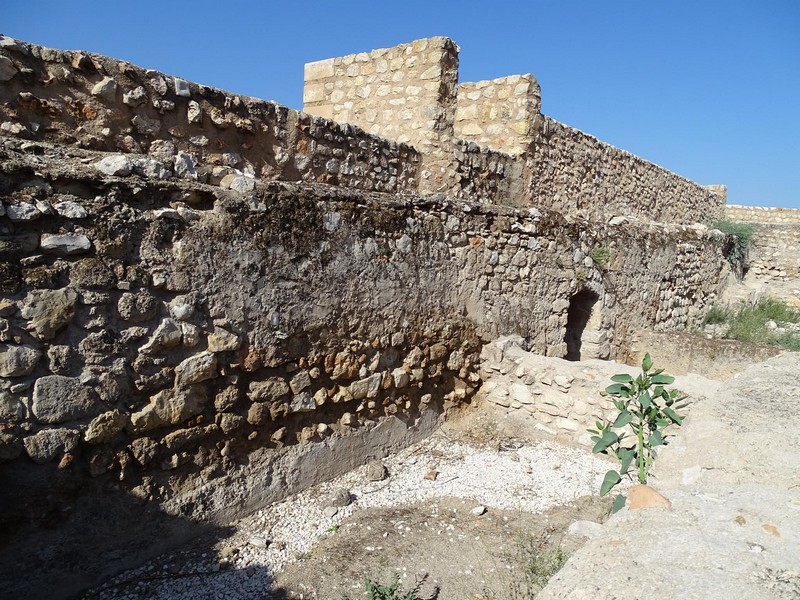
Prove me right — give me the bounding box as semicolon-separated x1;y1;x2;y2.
588;353;688;513
341;571;418;600
589;247;612;270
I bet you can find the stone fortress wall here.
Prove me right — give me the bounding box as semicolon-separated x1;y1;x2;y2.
304;37;727;224
725;204;800;281
0;33;735;597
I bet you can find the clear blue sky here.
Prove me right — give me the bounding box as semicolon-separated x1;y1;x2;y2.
5;1;799;208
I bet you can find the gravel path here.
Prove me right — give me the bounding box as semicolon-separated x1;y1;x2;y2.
85;433;614;599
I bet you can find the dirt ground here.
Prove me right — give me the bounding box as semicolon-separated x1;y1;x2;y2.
268;404;612;600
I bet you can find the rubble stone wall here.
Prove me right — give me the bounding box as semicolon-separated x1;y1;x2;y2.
0;136;726;500
725;204;800;225
304;38;726;223
454;74;541;156
529;117;726;224
725;205;800;280
0;36;421;195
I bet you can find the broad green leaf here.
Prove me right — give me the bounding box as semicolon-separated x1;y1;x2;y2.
611;493;627;514
639;390;652;410
605;383;627;396
611;374;634;383
650;430;663;447
651;374;675;385
642;353;653;372
613;410;632;428
600;470;622;496
663;407;684;425
592;429;619;454
618;447;635;473
656;417;669;428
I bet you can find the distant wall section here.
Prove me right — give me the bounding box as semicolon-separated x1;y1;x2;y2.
725;205;800;281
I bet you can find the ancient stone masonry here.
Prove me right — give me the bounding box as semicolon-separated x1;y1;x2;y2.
0;34;731;597
725;204;800;281
304;37;726;222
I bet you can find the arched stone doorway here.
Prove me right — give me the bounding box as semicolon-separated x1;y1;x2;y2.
563;290;600;361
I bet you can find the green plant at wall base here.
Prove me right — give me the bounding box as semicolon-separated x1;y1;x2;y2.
588;353;688;513
712;220;755;279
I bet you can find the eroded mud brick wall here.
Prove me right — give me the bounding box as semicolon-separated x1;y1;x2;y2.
725;204;800;280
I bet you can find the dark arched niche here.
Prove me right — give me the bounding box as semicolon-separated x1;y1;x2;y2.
563;290;599;361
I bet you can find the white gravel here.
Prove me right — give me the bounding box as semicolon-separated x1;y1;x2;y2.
86;434;614;599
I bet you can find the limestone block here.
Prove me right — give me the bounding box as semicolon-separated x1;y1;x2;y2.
133;384;207;432
0;390;25;421
391;367;410;389
349;373;383;400
509;382;534;405
91;76;117;101
207;327;241;352
555;417;580;432
290;370;312;394
0;344;41;377
248;378;290;402
32;375;102;424
304;58;335;81
117;291;157;323
84;410;127;444
289;391;316;413
174;351;217;387
140;318;182;354
20;288;77;341
247;402;269;426
23;428;79;464
0;56;18;81
164;425;213;452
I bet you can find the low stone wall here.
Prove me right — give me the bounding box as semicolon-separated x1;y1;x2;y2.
529;117;726;224
726;204;800;225
724;204;800;281
455;74;541;156
0;35;420;195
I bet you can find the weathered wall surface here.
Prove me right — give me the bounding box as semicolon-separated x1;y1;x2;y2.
0;35;420;194
725;204;800;281
454;74;541;156
529;117;726;224
0;135;726;496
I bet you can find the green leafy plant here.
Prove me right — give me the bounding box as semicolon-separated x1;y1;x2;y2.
702;303;731;326
700;298;800;350
341;571;416;600
713;220;755;281
588;353;688;513
589;247;612;270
